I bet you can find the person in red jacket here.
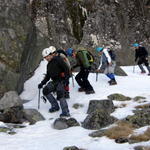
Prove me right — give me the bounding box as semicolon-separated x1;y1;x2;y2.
38;46;70;117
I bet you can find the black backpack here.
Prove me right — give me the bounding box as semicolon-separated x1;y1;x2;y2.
108;49;116;61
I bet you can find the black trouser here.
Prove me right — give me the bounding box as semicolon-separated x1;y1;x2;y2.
75;67;94;91
137;57;150;73
42;81;69;114
137;57;149;66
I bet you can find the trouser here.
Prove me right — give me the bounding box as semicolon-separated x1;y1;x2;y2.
75;67;94;91
104;61;116;80
64;78;70;94
137;57;150;73
42;81;69;114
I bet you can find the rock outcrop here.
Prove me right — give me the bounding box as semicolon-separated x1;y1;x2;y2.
0;0;150;96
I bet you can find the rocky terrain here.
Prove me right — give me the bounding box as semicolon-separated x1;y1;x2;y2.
0;0;150;96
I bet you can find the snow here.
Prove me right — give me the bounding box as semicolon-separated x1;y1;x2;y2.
0;62;150;150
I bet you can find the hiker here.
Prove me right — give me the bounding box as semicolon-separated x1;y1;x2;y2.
38;46;70;117
66;48;95;94
95;47;117;85
133;43;150;75
52;47;71;99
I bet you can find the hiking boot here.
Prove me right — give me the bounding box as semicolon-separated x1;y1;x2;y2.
78;87;85;92
141;71;146;73
60;112;70;117
85;90;95;94
49;106;60;113
108;80;111;84
109;79;117;85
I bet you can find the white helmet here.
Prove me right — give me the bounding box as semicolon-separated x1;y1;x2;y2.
49;46;56;53
42;48;51;58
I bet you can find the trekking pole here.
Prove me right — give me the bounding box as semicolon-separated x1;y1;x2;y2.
96;72;98;82
38;89;41;109
71;73;75;87
133;62;136;73
133;65;135;73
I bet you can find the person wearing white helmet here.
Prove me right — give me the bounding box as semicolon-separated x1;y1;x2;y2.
49;46;56;52
38;46;70;117
42;47;54;58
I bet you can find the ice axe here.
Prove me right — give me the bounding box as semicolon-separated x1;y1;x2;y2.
38;89;41;109
96;72;98;82
71;72;75;87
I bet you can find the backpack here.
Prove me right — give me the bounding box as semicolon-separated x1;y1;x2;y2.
76;50;94;68
56;49;71;70
108;49;116;61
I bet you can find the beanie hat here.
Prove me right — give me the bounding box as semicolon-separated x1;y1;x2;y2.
66;48;74;56
96;47;103;52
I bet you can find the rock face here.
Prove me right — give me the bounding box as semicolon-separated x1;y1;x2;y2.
0;0;150;96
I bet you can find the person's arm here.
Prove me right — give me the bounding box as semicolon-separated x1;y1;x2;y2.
142;47;148;57
97;56;102;70
41;73;50;85
57;57;70;77
103;48;111;64
38;67;50;89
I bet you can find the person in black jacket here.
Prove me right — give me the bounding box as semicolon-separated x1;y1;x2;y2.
38;46;70;117
133;43;150;75
55;48;71;99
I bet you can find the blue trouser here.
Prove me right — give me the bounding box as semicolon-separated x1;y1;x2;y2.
42;81;69;114
106;73;115;80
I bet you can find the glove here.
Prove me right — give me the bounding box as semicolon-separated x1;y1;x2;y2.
60;72;65;78
96;69;100;73
38;83;43;89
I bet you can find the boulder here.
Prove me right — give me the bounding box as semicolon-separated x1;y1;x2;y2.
0;106;24;123
89;129;106;138
108;93;131;101
53;118;80;130
125;109;150;127
87;99;115;114
82;110;117;130
63;146;80;150
0;91;23;110
23;109;45;125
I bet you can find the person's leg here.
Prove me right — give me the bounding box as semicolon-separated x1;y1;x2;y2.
75;69;85;91
138;58;146;73
56;82;70;117
106;63;117;85
64;78;70;98
43;82;59;112
144;58;150;75
81;68;95;94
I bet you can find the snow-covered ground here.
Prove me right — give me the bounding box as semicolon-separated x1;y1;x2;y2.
0;60;150;150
